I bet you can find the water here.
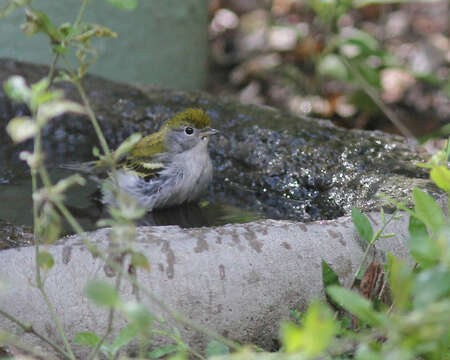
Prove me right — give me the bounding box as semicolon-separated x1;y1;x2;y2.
0;168;261;236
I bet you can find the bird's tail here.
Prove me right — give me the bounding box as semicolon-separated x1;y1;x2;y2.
59;161;100;174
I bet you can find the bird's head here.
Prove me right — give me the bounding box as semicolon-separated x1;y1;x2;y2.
163;108;217;153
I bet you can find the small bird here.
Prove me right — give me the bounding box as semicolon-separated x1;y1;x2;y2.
66;108;217;211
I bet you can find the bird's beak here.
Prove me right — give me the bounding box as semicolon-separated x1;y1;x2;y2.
200;128;218;137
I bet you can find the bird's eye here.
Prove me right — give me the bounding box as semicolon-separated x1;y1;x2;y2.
185;127;194;135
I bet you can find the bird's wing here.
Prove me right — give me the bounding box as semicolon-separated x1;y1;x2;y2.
123;157;165;179
120;130;168;180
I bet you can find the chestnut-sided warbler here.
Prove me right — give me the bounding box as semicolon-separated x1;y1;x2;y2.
67;108;217;211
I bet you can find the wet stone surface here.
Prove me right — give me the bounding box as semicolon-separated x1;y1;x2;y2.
0;58;433;230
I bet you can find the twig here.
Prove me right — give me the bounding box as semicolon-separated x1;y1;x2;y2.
340;56;417;142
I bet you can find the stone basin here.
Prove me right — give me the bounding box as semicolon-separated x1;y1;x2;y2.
0;59;442;357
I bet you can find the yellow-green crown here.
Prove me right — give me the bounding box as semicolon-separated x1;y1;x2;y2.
166;108;211;129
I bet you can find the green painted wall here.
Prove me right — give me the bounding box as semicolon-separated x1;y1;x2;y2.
1;0;208;90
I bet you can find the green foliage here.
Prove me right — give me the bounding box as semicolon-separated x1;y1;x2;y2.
85;280;119;307
73;331;102;347
327;286;386;326
321;259;340;288
413;188;446;233
430;165;450;192
351;207;374;243
131;251;151;271
317;54;348;80
74;323;140;360
106;0;138;10
37;250;55;271
281;302;336;356
205;341;230;357
408;216;439;267
120;301;154;330
148;345;178;359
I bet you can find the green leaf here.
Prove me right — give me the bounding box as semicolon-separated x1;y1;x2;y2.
352;208;374;243
131;252;150;271
37;251;54;271
52;175;86;195
322;260;340;288
317;54;349;81
205;340;229;357
408;216;439;268
6;116;37;143
309;0;334;21
388;257;413;310
105;0;138;10
39;203;62;244
4;75;30;103
110;323;140;355
85;280;119;307
121;302;153;330
326;286;385;326
412;267;450;309
73;331;102;348
356;63;381;88
340;28;380;54
37;100;86;126
147;345;178;359
430;166;450;192
281;302;336;356
31;77;49;96
413;188;446;233
113;133;142;161
21;9;61;42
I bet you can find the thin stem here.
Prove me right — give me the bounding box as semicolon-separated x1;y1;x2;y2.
61;55;111;157
0;308;71;360
446;138;450;161
32;126;76;360
73;0;89;30
39;286;76;360
349;210;399;290
55;198;241;351
87;262;124;360
48;53;60;86
340;56;417;142
0;330;59;360
32;130;43;288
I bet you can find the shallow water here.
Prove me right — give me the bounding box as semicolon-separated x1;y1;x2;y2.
0;168;261;236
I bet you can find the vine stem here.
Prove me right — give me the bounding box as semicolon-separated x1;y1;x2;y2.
61;55;111;157
348;210;399;290
0;309;71;360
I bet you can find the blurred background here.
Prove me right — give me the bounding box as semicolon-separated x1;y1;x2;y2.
207;0;449;138
1;0;449;138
